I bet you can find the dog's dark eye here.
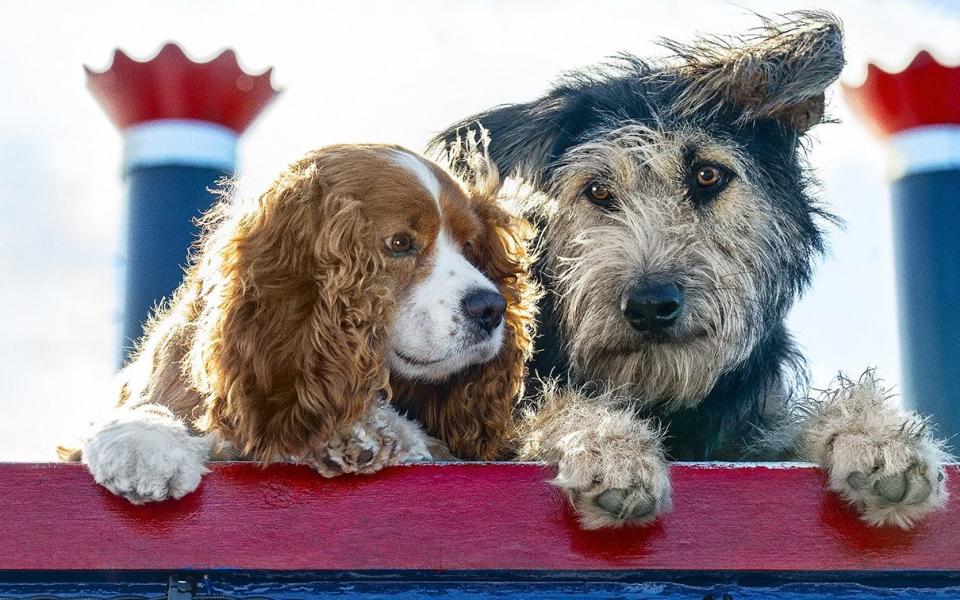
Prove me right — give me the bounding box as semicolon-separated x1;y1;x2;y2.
691;163;731;191
585;181;615;207
385;233;415;256
696;165;723;187
688;162;733;206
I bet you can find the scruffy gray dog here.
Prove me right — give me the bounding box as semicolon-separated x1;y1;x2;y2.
435;12;950;529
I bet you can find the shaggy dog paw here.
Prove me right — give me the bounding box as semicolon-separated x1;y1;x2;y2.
552;410;672;529
83;408;211;504
802;373;950;528
307;404;434;477
826;425;948;528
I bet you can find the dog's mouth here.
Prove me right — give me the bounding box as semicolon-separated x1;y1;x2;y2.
390;333;502;381
605;326;711;352
392;338;499;367
645;328;709;342
391;349;445;366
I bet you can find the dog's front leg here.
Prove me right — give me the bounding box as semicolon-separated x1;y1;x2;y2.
795;372;950;528
78;405;214;504
305;402;439;477
518;384;671;529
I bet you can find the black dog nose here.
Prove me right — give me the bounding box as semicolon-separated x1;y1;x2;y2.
622;282;683;332
461;289;507;334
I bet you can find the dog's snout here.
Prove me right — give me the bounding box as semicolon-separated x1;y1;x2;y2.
622;282;683;332
461;288;506;334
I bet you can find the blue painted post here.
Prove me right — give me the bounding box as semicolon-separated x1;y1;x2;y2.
85;44;279;361
119;123;236;357
845;52;960;438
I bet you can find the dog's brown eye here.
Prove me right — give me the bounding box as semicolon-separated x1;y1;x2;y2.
694;164;728;189
687;162;733;208
585;181;614;206
385;233;414;256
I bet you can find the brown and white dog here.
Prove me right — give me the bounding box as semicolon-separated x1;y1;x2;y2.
59;143;536;503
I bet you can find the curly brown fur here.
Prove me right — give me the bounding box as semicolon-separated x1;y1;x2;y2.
59;143;538;502
192;155;394;459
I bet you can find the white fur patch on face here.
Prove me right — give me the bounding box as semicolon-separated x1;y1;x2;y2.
389;231;504;381
390;150;441;205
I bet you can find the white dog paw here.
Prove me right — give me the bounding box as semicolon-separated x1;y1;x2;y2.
83;411;211;504
308;404;433;477
805;374;951;528
826;424;948;529
552;412;672;529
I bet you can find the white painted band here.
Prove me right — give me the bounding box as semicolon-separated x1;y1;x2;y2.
122;119;238;174
887;124;960;180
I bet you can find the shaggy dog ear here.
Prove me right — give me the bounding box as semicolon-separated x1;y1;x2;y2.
395;139;540;460
190;158;393;461
430;97;587;184
665;10;845;132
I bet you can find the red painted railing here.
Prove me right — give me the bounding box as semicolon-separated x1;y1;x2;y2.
2;463;958;572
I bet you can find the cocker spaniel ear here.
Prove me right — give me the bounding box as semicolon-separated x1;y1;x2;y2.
395;139;540;460
190;156;393;461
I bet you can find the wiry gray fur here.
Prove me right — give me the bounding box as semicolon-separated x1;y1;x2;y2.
662;10;845;128
434;11;950;531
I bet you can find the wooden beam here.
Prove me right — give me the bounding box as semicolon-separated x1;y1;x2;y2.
2;462;957;572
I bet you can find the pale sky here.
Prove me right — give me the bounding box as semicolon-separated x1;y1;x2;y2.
2;0;958;460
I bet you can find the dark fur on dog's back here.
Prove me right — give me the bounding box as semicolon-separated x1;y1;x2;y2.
433;12;843;461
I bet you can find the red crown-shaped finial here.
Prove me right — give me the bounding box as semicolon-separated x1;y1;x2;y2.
85;43;280;134
843;51;960;137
